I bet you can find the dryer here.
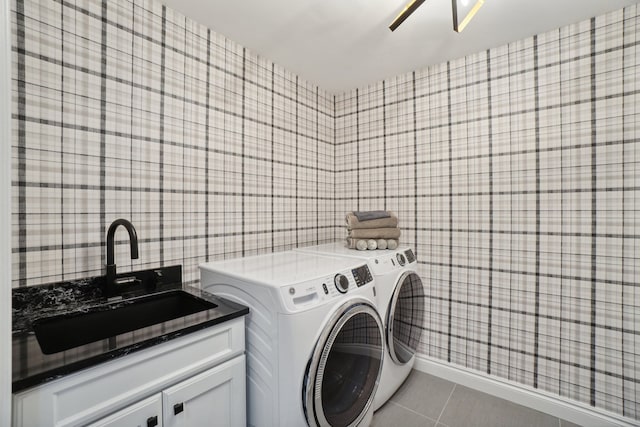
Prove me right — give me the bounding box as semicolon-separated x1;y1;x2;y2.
200;251;384;427
296;242;425;411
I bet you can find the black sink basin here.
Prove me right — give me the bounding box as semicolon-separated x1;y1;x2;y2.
33;290;218;355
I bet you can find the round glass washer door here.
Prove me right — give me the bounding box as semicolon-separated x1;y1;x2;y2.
387;271;425;365
303;299;383;427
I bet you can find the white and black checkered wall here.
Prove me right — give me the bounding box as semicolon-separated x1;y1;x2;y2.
11;0;640;421
336;5;638;420
11;0;336;288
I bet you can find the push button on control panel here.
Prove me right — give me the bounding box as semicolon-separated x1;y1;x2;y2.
322;283;329;294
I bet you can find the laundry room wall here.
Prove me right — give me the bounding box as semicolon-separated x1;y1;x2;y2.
334;5;639;421
11;0;336;288
11;0;639;422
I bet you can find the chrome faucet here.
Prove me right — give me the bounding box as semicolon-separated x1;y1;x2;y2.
105;219;139;297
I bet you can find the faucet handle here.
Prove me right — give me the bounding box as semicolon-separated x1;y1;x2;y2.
114;276;142;286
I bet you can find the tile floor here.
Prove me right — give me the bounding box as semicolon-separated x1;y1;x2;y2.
372;370;581;427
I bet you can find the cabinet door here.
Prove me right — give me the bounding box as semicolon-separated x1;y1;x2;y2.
162;355;246;427
87;394;162;427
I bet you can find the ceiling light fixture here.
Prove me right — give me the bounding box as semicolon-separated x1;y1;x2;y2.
452;0;485;32
389;0;426;32
388;0;485;32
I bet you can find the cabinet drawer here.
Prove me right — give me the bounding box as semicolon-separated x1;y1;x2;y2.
13;317;244;427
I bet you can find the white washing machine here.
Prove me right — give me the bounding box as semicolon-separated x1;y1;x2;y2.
296;242;426;411
200;250;384;427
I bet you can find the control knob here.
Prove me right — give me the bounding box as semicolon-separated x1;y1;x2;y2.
334;274;349;293
396;253;406;266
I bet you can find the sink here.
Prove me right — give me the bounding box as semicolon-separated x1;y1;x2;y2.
33;290;218;355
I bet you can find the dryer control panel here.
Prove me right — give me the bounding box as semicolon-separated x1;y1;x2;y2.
368;249;417;276
279;264;374;312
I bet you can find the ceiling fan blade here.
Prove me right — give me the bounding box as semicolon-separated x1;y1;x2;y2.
389;0;426;32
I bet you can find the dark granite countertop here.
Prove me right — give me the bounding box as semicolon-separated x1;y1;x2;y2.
12;267;249;393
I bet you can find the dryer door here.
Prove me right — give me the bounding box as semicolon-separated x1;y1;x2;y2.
303;299;383;427
387;271;425;365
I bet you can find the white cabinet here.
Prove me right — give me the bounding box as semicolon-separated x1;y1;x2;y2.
13;317;246;427
89;355;246;427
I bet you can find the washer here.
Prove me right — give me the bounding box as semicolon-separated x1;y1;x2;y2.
200;250;384;427
296;242;426;411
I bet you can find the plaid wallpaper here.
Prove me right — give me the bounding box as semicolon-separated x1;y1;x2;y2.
11;0;336;288
335;5;639;420
11;0;639;421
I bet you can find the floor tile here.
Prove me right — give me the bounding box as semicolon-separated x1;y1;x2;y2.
372;401;436;427
388;370;456;420
438;385;560;427
559;420;581;427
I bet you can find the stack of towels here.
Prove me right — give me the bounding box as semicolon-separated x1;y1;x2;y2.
345;211;401;250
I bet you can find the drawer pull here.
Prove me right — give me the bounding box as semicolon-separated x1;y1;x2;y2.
146;416;158;427
174;402;184;415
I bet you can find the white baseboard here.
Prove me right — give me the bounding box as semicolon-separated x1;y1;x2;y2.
413;355;637;427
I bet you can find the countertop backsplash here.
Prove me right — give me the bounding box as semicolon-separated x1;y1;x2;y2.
12;278;103;335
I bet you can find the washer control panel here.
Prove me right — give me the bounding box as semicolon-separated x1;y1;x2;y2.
351;264;373;287
280;263;374;312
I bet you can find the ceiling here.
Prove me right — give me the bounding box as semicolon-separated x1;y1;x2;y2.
161;0;638;93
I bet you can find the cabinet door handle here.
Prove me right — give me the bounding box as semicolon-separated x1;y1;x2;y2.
146;416;158;427
174;402;184;415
